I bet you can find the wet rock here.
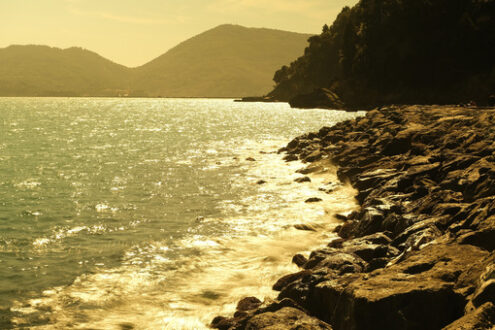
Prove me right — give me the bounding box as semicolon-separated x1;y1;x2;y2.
337;220;358;239
237;297;263;312
319;182;341;194
273;271;312;291
472;279;495;308
297;165;323;175
284;154;299;162
327;238;345;248
443;302;495;330
305;150;323;163
292;254;308;267
294;176;311;183
308;244;488;330
305;197;322;203
211;316;232;330
244;307;333;329
294;224;318;231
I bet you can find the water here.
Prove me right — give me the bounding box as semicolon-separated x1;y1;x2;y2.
0;98;363;329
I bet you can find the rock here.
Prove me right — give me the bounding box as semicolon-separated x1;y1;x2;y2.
214;106;495;330
273;270;312;291
244;307;333;329
237;297;262;311
211;316;232;330
305;197;322;203
305;150;323;162
257;180;267;185
292;254;308;267
472;279;495;308
246;157;256;161
327;238;345;248
334;210;354;221
443;302;495;329
297;165;323;175
284;154;299;162
294;224;318;231
308;244;488;330
294;176;311;183
289;88;345;110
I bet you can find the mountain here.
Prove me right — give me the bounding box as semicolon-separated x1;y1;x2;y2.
268;0;495;108
0;25;312;97
132;24;312;97
0;45;131;96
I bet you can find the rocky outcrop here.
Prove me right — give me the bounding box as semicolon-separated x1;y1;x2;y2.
212;105;495;329
289;88;345;110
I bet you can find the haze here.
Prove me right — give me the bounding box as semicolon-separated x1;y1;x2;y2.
0;0;358;67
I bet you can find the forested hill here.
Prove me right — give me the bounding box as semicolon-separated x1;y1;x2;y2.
0;25;311;97
268;0;495;108
0;45;131;96
133;25;312;97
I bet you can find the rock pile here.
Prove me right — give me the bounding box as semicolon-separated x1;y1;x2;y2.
212;105;495;329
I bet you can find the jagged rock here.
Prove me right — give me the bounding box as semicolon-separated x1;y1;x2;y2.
244;307;333;329
284;154;299;162
295;176;311;183
237;297;263;311
305;150;323;162
305;197;322;203
443;302;495;329
307;244;488;330
273;271;312;291
217;106;495;330
294;224;318;231
472;279;495;308
292;254;308;267
297;165;323;175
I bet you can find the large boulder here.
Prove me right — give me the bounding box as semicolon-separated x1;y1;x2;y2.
306;243;488;330
443;302;495;329
245;307;332;330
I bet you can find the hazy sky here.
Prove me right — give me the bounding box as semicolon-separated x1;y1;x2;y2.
0;0;358;67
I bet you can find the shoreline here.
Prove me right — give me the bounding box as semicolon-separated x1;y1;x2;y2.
212;105;495;329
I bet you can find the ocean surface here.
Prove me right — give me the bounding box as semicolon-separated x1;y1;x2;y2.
0;98;363;329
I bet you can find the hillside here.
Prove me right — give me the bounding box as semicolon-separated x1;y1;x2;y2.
0;25;312;97
0;45;131;96
132;25;312;97
268;0;495;108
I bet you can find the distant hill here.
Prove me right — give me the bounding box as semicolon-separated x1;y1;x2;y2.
132;25;312;97
0;25;311;97
0;45;131;96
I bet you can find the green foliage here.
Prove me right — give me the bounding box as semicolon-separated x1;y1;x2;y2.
269;0;495;107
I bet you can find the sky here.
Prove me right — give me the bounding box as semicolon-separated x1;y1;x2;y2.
0;0;358;67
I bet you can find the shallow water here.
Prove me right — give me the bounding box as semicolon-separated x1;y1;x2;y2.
0;98;364;329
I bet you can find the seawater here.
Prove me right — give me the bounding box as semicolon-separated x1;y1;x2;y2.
0;98;363;329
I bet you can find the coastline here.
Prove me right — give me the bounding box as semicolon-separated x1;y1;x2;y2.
212;105;495;329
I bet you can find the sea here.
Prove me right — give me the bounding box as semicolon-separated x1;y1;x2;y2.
0;98;364;329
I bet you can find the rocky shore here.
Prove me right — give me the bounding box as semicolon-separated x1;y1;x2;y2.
211;105;495;329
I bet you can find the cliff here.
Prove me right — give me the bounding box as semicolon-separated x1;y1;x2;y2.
268;0;495;109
